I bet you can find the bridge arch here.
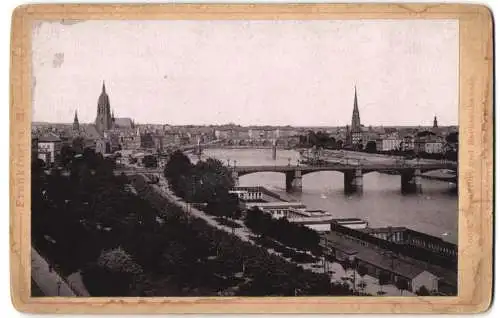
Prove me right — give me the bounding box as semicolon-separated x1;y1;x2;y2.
361;169;395;176
420;167;456;174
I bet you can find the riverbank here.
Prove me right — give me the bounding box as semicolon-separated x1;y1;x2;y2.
31;248;89;296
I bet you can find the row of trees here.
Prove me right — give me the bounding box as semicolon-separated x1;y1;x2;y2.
244;207;320;251
298;131;342;149
163;151;241;218
32;147;147;278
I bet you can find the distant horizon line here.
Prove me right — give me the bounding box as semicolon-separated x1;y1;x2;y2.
32;121;459;128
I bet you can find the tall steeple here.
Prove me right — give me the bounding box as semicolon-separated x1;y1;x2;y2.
351;86;361;132
95;81;113;133
73;110;79;131
433;115;438;128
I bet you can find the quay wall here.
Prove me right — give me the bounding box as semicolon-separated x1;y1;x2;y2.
330;223;457;271
233;186;289;202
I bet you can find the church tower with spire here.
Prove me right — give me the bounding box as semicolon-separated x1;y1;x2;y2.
349;86;363;146
432;115;439;135
95;81;113;133
351;86;361;132
73;110;80;132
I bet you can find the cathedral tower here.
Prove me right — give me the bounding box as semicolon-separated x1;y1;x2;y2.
351;86;361;132
73;110;79;132
349;86;363;146
95;81;113;133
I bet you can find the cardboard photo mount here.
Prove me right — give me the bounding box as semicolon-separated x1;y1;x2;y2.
10;3;493;314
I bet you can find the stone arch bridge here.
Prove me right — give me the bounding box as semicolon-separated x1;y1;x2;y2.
230;162;457;194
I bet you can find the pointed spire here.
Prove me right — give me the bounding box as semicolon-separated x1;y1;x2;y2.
353;85;359;113
102;81;106;93
73;109;80;131
351;85;361;132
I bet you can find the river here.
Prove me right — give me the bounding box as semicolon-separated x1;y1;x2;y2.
191;148;458;244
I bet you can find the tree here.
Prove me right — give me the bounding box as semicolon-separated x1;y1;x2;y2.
355;141;364;151
342;260;357;292
445;132;458;144
377;271;391;294
164;151;192;182
416;130;436;137
416;285;430;296
140;132;156;149
143;155;158;168
72;137;85;154
83;247;144;296
336;139;344;149
365;141;377;153
32;158;46;174
129;156;138;164
396;278;409;295
59;144;75;167
356;264;368;293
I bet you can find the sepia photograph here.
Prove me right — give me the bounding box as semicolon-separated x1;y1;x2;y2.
30;18;459;298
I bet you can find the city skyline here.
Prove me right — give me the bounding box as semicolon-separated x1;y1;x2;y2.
32;20;458;126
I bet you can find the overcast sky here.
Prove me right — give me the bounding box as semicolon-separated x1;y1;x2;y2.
32;19;458;126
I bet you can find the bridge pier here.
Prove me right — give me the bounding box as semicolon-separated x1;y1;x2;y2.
344;168;363;195
285;169;302;192
231;171;240;187
401;168;422;194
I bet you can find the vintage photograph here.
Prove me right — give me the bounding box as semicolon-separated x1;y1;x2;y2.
31;19;458;297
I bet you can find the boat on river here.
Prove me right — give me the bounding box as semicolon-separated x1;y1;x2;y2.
332;218;369;229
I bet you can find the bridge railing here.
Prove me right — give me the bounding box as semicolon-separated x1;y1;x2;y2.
231;161;454;170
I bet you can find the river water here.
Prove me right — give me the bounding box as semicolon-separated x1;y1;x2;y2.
191;149;458;244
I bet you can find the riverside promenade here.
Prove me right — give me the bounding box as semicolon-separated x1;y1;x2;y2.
31;248;90;297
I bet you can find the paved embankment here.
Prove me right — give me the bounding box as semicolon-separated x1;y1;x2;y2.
31;248;76;296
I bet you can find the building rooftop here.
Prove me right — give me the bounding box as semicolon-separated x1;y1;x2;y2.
81;124;103;140
361;227;408;234
114;117;134;128
38;133;62;143
245;202;306;209
333;218;366;222
324;232;433;280
288;217;334;225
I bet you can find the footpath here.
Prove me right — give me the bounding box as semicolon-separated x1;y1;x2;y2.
31;248;90;296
